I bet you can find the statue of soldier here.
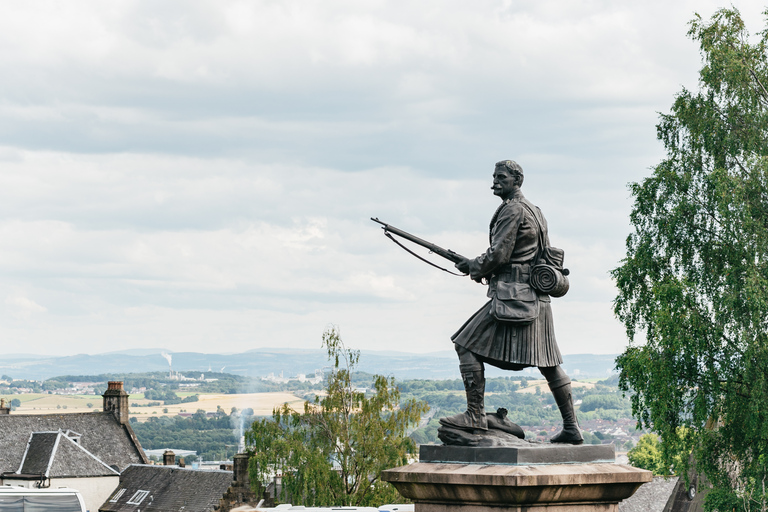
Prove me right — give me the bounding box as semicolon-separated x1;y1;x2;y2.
439;160;583;444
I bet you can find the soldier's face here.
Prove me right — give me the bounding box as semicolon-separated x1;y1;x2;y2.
492;168;516;199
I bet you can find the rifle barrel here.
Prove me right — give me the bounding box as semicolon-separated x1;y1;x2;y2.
370;217;465;264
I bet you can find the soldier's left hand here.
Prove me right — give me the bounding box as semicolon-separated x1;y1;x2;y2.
455;257;471;274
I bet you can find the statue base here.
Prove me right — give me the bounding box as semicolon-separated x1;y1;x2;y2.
420;443;616;465
382;445;651;512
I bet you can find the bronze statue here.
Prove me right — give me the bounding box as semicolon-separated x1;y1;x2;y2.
373;160;581;445
437;160;582;444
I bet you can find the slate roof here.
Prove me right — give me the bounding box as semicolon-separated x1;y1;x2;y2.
0;412;146;475
100;465;234;512
12;430;119;478
18;432;58;475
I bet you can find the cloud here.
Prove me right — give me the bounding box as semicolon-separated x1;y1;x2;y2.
0;0;731;169
0;148;627;354
0;0;764;356
5;296;48;320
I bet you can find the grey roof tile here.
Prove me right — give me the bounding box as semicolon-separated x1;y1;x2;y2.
18;432;58;475
48;434;119;478
11;431;120;479
0;413;145;475
100;465;234;512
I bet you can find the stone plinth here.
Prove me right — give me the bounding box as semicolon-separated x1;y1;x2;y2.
382;446;651;512
419;444;616;466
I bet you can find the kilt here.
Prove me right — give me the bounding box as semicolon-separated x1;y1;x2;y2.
451;299;563;369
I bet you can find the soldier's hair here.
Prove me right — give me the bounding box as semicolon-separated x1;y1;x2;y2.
495;160;524;186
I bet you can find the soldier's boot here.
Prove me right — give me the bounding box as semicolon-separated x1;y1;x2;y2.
546;371;583;444
439;365;487;431
487;408;525;439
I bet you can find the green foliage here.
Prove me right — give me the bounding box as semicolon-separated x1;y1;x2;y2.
704;488;743;512
628;434;668;476
131;411;250;461
53;371;253;394
143;389;200;405
42;379;69;391
133;401;162;407
144;389;179;403
245;327;428;507
408;417;441;445
581;431;602;445
612;8;768;507
597;374;620;386
579;394;629;413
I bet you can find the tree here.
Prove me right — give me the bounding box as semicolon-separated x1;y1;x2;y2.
245;327;428;507
628;434;668;476
612;8;768;508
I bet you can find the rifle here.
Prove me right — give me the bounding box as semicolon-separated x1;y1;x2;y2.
371;217;468;276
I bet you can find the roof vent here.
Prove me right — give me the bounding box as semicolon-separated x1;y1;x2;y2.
64;430;82;444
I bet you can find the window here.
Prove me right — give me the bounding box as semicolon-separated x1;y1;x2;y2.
109;489;126;503
126;491;149;505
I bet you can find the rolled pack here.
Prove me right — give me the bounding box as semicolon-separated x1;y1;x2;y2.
531;264;569;297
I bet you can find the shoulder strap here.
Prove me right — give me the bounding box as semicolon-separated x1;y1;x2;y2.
519;200;548;262
489;200;507;245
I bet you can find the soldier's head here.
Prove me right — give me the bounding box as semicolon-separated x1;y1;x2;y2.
495;160;524;188
492;160;523;199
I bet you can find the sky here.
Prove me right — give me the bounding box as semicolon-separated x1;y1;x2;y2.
1;0;766;358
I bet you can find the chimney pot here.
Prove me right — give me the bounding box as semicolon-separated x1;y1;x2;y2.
163;450;176;466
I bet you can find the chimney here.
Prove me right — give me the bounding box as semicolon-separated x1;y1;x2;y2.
0;398;10;415
102;381;129;425
163;450;176;466
233;453;250;484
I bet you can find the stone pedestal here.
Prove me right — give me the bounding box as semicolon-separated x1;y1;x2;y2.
382;445;651;512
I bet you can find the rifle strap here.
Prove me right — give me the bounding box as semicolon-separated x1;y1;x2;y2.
384;231;467;277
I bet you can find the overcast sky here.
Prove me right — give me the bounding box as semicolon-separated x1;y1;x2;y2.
1;0;765;358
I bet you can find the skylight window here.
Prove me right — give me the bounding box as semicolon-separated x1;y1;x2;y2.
109;489;126;503
126;490;150;505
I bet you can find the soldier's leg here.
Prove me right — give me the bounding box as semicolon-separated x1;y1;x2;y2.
439;345;488;430
540;365;583;444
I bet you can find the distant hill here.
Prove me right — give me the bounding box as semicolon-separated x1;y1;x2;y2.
1;349;618;382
